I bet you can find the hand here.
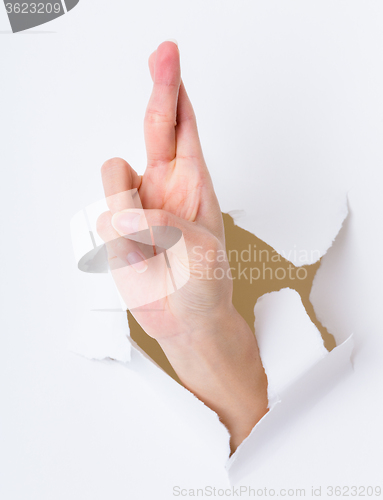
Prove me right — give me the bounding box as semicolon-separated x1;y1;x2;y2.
97;41;268;453
97;40;228;341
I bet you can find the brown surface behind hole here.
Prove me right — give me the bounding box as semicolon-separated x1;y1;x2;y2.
128;213;335;383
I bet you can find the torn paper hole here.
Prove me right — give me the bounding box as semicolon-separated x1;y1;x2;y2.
69;190;353;482
127;205;350;381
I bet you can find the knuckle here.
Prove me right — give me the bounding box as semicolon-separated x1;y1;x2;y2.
144;108;175;126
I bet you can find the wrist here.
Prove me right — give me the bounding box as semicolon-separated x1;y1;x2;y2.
159;304;268;394
157;304;253;362
158;304;269;452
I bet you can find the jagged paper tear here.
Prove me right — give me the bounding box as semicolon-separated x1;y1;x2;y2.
70;310;132;363
227;190;349;266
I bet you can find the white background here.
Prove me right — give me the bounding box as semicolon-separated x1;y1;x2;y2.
1;1;382;499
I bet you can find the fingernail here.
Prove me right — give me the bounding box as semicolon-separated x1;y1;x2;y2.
112;211;141;235
165;38;178;47
127;251;148;273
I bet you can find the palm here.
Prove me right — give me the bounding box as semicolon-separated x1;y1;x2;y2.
140;157;204;221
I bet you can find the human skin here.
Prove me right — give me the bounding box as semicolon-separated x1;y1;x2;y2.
96;40;269;453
